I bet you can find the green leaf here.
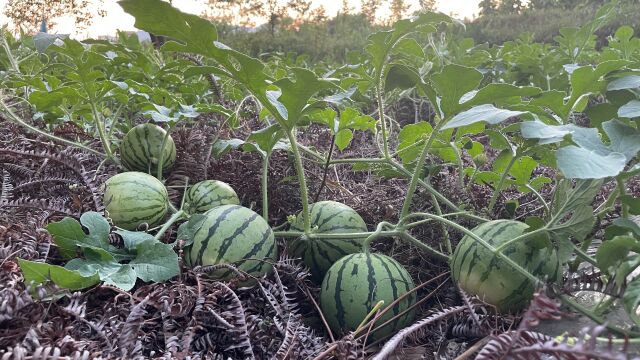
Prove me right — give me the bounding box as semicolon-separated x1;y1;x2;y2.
556;146;627;179
607;75;640;91
247;123;285;155
621;196;640;215
18;258;100;291
430;64;482;117
547;179;601;244
397;122;432;164
335;129;353;151
461;84;541;108
115;230;156;251
47;212;124;260
509;156;538;186
176;214;207;247
442;104;524;130
618;100;640;118
596;235;640;274
130;240;180;283
623;276;640;327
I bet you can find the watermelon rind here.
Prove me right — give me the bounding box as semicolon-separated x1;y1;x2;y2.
451;219;561;313
184;180;240;214
320;252;416;341
289;201;367;282
120;123;176;174
103;171;169;230
184;204;277;279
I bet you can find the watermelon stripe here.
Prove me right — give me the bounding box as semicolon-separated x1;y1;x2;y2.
376;255;400;318
194;205;242;264
316;239;351;258
333;254;355;329
212;212;260;264
365;254;376;310
316;209;351;230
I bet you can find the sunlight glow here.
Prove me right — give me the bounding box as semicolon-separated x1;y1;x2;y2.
0;0;480;38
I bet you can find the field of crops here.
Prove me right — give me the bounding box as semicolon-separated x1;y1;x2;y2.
1;0;639;358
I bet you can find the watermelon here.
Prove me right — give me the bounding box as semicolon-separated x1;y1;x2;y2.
320;253;416;341
184;205;277;279
120;123;176;174
183;180;240;214
103;171;169;230
451;219;561;313
289;201;367;281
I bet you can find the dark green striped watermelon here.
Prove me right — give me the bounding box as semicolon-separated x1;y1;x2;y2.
451;219;561;313
103;171;169;230
184;205;277;279
320;253;416;341
120;123;176;174
289;201;367;281
184;180;240;214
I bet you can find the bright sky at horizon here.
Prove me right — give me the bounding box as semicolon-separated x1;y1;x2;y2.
0;0;481;38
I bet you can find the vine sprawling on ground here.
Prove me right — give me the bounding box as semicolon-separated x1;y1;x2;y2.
0;0;639;359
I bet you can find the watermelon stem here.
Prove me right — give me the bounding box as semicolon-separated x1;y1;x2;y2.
286;130;312;234
155;127;173;180
400;117;449;219
362;222;394;254
487;150;521;214
0;97;106;158
154;209;186;241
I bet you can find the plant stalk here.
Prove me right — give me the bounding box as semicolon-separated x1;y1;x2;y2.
154;210;186;241
286;130;311;233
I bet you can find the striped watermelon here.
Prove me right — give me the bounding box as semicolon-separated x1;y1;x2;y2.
289;201;367;281
120;123;176;174
451;220;561;313
103;171;169;230
184;205;277;279
320;253;416;341
184;180;240;214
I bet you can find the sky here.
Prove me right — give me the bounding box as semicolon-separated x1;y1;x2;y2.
0;0;481;38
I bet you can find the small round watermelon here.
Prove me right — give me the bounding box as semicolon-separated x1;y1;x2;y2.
120;123;176;174
103;171;169;230
320;252;416;341
289;201;367;282
184;205;277;279
183;180;240;214
451;219;561;313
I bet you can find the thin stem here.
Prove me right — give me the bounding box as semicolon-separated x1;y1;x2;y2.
400;119;448;218
493;227;548;254
397;232;450;261
274;230;399;239
0;98;105;157
420;213;541;283
156;127;172;180
376;81;390;158
154;210;186;241
261;153;270;221
1;32;20;73
558;293;640;337
450;141;465;191
328;157;387;165
573;244;597;266
287;130;311;233
313;133;336;203
525;184;550;215
87;93;117;164
362;222;393;253
616;176;629;218
487;152;519;214
594;183;619;218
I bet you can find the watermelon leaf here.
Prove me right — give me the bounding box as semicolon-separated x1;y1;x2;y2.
623;277;640;327
40;212;180;291
18;259;100;292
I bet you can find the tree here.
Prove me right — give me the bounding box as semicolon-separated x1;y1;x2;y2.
390;0;410;22
3;0;105;34
418;0;437;12
499;0;524;13
361;0;382;23
288;0;312;24
341;0;354;15
478;0;498;16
